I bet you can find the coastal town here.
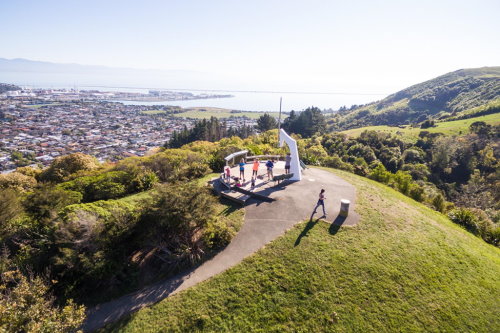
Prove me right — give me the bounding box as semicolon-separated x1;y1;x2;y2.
0;86;256;172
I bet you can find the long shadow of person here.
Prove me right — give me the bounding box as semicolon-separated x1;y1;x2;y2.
294;217;320;246
329;214;347;235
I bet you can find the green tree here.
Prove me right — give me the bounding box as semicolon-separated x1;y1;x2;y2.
256;113;278;132
469;121;492;137
283;107;326;137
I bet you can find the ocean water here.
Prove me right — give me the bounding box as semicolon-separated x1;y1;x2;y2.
2;71;387;111
111;90;386;112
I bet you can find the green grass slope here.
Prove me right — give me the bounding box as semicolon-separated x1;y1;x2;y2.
106;169;500;333
335;67;500;129
173;107;280;119
341;112;500;141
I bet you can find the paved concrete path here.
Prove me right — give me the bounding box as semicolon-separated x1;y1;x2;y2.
82;167;359;332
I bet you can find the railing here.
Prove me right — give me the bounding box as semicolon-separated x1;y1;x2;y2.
299;160;307;169
245;154;283;161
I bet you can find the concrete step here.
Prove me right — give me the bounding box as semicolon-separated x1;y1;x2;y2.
220;190;251;205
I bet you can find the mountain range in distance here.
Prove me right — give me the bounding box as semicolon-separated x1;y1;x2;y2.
0;57;230;91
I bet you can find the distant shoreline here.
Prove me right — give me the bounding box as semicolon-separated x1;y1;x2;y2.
108;95;233;103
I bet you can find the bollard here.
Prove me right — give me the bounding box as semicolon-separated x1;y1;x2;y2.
339;199;350;217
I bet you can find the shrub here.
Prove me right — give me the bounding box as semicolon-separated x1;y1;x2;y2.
409;184;425;202
369;164;391;183
487;226;500;247
15;166;42;178
130;170;158;192
24;186;83;220
39;153;99;183
448;208;478;233
402;163;430;181
60;171;136;202
140;183;218;267
392;171;412;195
322;155;353;172
0;270;85;332
352;157;369;176
142;149;211;182
432;194;445;212
0;172;37;192
203;220;234;249
420;119;435;129
0;189;23;239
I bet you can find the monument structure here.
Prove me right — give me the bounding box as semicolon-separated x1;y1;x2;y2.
279;128;301;181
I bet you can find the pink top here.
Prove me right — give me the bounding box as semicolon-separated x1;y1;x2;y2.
319;192;325;200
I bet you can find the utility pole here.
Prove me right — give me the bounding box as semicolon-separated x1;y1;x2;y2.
277;97;282;148
278;97;282;131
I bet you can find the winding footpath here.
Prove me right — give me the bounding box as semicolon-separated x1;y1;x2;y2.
82;167;359;332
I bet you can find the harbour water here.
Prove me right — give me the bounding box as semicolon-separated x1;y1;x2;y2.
112;90;386;112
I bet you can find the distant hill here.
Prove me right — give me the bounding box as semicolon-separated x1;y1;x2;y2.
0;58;216;89
334;67;500;129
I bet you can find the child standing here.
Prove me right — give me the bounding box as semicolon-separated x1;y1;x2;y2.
252;158;259;178
225;166;231;182
239;158;246;181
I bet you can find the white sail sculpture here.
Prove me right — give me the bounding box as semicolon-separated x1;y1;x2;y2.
279;128;302;181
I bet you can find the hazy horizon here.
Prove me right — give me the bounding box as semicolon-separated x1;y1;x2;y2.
1;0;499;94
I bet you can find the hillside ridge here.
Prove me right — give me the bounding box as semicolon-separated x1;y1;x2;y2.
333;66;500;129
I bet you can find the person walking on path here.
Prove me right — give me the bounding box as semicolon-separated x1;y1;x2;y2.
266;159;274;180
313;189;327;217
285;153;291;174
239;158;246;181
252;159;259;178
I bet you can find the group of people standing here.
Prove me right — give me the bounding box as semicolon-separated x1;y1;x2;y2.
225;154;328;217
225;153;293;188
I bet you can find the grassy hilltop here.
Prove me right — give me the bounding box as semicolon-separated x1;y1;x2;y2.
341;111;500;141
107;169;500;333
333;67;500;130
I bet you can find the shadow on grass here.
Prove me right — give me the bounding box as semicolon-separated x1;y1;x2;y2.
82;271;187;332
294;217;320;246
218;198;239;216
329;214;347;235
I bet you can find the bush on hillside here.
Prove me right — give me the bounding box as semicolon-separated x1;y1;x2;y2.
369;164;391;183
432;194;446;213
409;183;425;202
142;149;211;182
59;171;134;202
420;119;435;129
39;153;99;183
15;166;42;178
0;172;37;192
446;207;498;246
0;189;23;240
24;185;82;221
140;183;218;267
0;270;85;332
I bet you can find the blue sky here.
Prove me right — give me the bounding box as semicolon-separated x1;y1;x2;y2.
1;0;499;93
